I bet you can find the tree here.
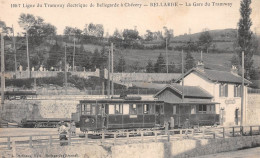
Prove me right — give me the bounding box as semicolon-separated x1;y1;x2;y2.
122;29;140;48
154;53;166;73
84;23;104;38
184;51;196;72
146;59;154;73
144;30;154;41
91;48;101;69
162;27;174;47
47;41;63;69
18;13;56;47
116;55;126;72
198;30;213;53
236;0;255;79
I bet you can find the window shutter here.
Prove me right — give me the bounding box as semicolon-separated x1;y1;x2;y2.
225;84;228;97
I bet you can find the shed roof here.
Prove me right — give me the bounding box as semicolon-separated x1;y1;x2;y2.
154;84;213;98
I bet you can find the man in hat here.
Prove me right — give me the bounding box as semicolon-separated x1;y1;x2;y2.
183;118;190;138
58;121;68;146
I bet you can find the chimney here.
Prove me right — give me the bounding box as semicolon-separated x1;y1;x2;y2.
197;61;204;72
231;65;238;76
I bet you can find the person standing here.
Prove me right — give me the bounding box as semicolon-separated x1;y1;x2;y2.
58;121;68;146
70;120;76;136
170;117;175;129
183;119;190;138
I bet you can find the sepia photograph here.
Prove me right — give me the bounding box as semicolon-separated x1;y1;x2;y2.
0;0;260;157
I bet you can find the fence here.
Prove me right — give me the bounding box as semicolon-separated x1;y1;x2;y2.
1;125;260;152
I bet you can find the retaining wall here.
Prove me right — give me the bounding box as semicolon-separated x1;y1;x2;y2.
111;135;260;158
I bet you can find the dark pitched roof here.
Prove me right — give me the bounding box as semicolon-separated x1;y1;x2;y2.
132;82;167;90
154;84;213;98
175;68;251;85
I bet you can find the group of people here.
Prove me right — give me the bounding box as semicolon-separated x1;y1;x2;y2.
57;120;76;146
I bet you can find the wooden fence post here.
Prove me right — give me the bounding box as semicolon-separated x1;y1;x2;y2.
167;132;170;142
192;129;194;138
240;126;243;136
202;128;205;139
12;140;16;158
7;137;11;150
223;127;225;138
180;130;183;138
250;126;252;136
68;133;71;145
85;133;88;144
155;132;157;143
232;127;235;137
126;132;129;144
141;131;144;143
259;126;260;135
49;136;52;146
29;136;33;148
101;133;105;145
113;133;116;145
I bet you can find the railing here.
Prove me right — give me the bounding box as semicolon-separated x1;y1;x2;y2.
1;125;260;152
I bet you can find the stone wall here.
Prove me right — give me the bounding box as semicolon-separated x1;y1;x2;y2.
112;135;260;158
247;94;260;125
2;135;260;158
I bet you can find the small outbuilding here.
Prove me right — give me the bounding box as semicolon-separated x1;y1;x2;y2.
154;84;219;127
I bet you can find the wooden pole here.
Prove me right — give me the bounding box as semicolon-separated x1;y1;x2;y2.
12;25;17;73
73;33;75;71
1;32;5;111
111;43;114;96
107;49;110;98
64;45;67;95
241;51;244;126
26;29;30;78
182;50;184;102
166;38;168;73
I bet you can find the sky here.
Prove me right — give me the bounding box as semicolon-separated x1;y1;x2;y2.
0;0;260;36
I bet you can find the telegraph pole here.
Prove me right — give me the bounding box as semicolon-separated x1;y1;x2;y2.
111;43;114;96
64;45;68;95
73;32;75;71
241;51;244;126
181;50;184;102
26;29;30;78
166;38;168;73
107;49;111;98
12;25;17;73
200;50;203;62
1;31;5;110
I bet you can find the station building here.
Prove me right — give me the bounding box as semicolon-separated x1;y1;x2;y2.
173;64;251;126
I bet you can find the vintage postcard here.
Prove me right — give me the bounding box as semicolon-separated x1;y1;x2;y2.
0;0;260;157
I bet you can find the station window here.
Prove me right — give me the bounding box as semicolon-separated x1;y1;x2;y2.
123;104;129;115
198;105;207;114
173;105;177;114
143;104;154;114
115;104;123;114
82;104;91;115
130;104;137;115
109;104;115;115
219;84;228;97
91;104;96;115
156;104;164;114
137;104;143;114
97;104;102;115
234;85;241;97
207;105;215;114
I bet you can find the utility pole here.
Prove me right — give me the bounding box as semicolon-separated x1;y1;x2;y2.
181;50;184;102
241;51;244;126
64;45;68;95
111;43;114;96
1;31;5;111
73;32;76;71
12;25;17;74
200;50;203;62
166;38;168;73
107;49;111;98
26;29;30;78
